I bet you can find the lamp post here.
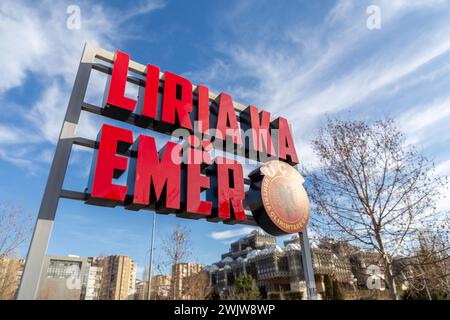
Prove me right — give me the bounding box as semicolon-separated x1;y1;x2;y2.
350;276;359;300
147;211;157;300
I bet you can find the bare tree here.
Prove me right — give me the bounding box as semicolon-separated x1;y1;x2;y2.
306;118;449;300
181;271;211;300
0;204;31;259
0;203;31;299
396;231;450;299
0;258;24;300
158;223;193;299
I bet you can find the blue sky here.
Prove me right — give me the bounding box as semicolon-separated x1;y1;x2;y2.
1;0;450;279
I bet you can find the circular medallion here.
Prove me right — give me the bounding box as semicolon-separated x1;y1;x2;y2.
248;161;310;236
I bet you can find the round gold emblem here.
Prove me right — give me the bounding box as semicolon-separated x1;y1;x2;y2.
259;161;310;234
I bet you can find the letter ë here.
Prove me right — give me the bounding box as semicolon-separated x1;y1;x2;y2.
206;157;246;223
87;124;133;207
179;147;213;219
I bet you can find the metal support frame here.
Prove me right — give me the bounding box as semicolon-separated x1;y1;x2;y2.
17;42;317;300
299;229;317;300
293;165;317;300
146;212;157;300
17;43;96;300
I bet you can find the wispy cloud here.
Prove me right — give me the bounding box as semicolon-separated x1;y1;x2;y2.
435;159;450;177
210;227;256;240
399;96;450;146
0;124;42;145
190;0;450;170
0;148;37;173
0;0;165;171
116;0;166;24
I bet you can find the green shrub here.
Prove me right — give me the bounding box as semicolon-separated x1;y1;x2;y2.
233;274;260;300
268;292;281;300
284;291;303;300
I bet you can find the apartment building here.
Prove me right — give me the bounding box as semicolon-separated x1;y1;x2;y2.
171;263;204;299
96;255;136;300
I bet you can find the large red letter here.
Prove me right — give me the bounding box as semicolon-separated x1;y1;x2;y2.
207;157;246;222
104;51;136;119
197;85;210;134
273;117;299;164
186;163;212;216
87;124;133;206
161;71;193;130
128;136;181;212
242;105;276;157
215;93;242;146
136;64;160;127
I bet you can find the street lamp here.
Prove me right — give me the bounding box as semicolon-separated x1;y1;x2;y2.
146;211;157;300
350;276;359;300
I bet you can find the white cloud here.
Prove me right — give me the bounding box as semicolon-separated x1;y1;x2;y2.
25;82;70;143
210;227;256;240
183;59;233;91
435;159;450;177
398;96;450;145
325;0;354;25
0;147;39;175
193;1;450;168
227;6;450;126
0;1;111;92
0;0;165;170
116;0;166;24
0;124;41;144
0;2;48;92
296;32;450;120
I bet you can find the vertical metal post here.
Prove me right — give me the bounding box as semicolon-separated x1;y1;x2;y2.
293;163;317;300
299;229;317;300
146;212;157;300
17;43;96;300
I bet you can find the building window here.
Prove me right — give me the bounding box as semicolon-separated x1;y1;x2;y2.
47;260;82;279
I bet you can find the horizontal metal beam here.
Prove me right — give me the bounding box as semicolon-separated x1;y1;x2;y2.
82;102;140;127
92;63;146;87
60;189;87;201
72;135;252;186
60;189;258;226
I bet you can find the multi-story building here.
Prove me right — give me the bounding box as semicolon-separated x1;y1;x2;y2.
135;279;146;300
36;255;107;300
95;255;136;300
37;255;90;300
83;265;103;300
17;254;137;300
152;274;171;299
222;230;277;261
0;257;25;300
171;263;204;299
206;231;384;299
36;255;137;300
135;275;172;300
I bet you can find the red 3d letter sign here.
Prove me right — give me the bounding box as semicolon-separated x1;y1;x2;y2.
86;50;309;235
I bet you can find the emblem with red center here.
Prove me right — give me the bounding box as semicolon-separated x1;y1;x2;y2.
248;161;310;236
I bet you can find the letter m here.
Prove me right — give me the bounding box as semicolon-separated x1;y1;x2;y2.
127;135;181;212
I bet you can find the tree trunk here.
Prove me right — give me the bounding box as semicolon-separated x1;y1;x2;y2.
383;259;398;300
375;233;398;300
